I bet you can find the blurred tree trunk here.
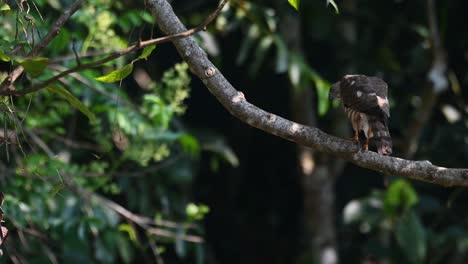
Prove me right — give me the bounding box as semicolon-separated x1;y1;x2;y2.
402;0;448;159
276;3;346;263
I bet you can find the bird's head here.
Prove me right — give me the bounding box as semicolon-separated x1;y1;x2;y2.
375;137;392;155
328;82;341;100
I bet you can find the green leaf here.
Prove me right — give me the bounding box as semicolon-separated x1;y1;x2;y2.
50;183;64;198
204;140;239;168
178;133;200;157
288;0;299;11
48;85;97;122
315;78;330;116
117;234;133;263
186;203;210;221
0;51;9;62
395;210;427;263
17;57;49;77
327;0;340;14
384;179;418;216
118;223;138;244
95;64;134;83
0;3;11;11
137;44;156;60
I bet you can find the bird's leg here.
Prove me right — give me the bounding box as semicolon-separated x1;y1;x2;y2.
362;137;369;151
363;127;373;151
344;130;359;143
352;131;359;143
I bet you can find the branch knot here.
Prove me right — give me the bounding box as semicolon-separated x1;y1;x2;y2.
204;67;216;78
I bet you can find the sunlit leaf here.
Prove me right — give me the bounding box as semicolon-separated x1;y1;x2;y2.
0;51;9;62
288;0;299;11
137;44;156;60
315;78;330;116
395;210;427;263
95;64;134;83
0;3;10;11
48;85;97;122
118;224;138;244
327;0;340;14
17;57;49;77
178;133;200;157
288;55;301;88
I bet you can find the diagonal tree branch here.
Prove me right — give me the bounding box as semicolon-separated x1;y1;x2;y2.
147;0;468;187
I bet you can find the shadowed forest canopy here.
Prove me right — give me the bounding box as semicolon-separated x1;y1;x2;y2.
1;0;468;263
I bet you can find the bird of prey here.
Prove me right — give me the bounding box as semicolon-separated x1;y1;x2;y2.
329;75;392;155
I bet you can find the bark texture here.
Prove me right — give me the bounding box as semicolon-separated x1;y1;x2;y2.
147;0;468;187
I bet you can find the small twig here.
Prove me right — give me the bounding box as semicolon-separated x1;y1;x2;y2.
92;193;203;243
71;39;81;66
8;111;55;157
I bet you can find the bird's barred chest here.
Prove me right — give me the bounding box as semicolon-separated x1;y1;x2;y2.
344;107;373;138
344;107;390;139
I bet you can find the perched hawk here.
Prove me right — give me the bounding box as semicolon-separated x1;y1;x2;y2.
329;75;392;155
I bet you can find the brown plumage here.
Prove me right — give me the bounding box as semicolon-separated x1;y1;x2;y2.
329;75;392;155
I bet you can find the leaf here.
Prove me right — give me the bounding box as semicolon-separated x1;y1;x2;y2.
384;179;418;216
288;0;299;11
0;51;8;62
137;44;156;60
117;234;133;263
17;57;49;77
288;55;302;88
50;183;64;198
204;140;239;167
118;223;138;244
249;35;273;75
237;25;259;65
48;85;97;122
327;0;340;14
395;210;427;263
273;35;288;74
314;77;331;116
95;64;134;83
0;3;10;11
178;133;200;157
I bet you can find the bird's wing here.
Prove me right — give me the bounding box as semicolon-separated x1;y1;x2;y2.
339;75;390;118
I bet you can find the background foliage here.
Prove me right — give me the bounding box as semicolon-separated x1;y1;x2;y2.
1;0;468;263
